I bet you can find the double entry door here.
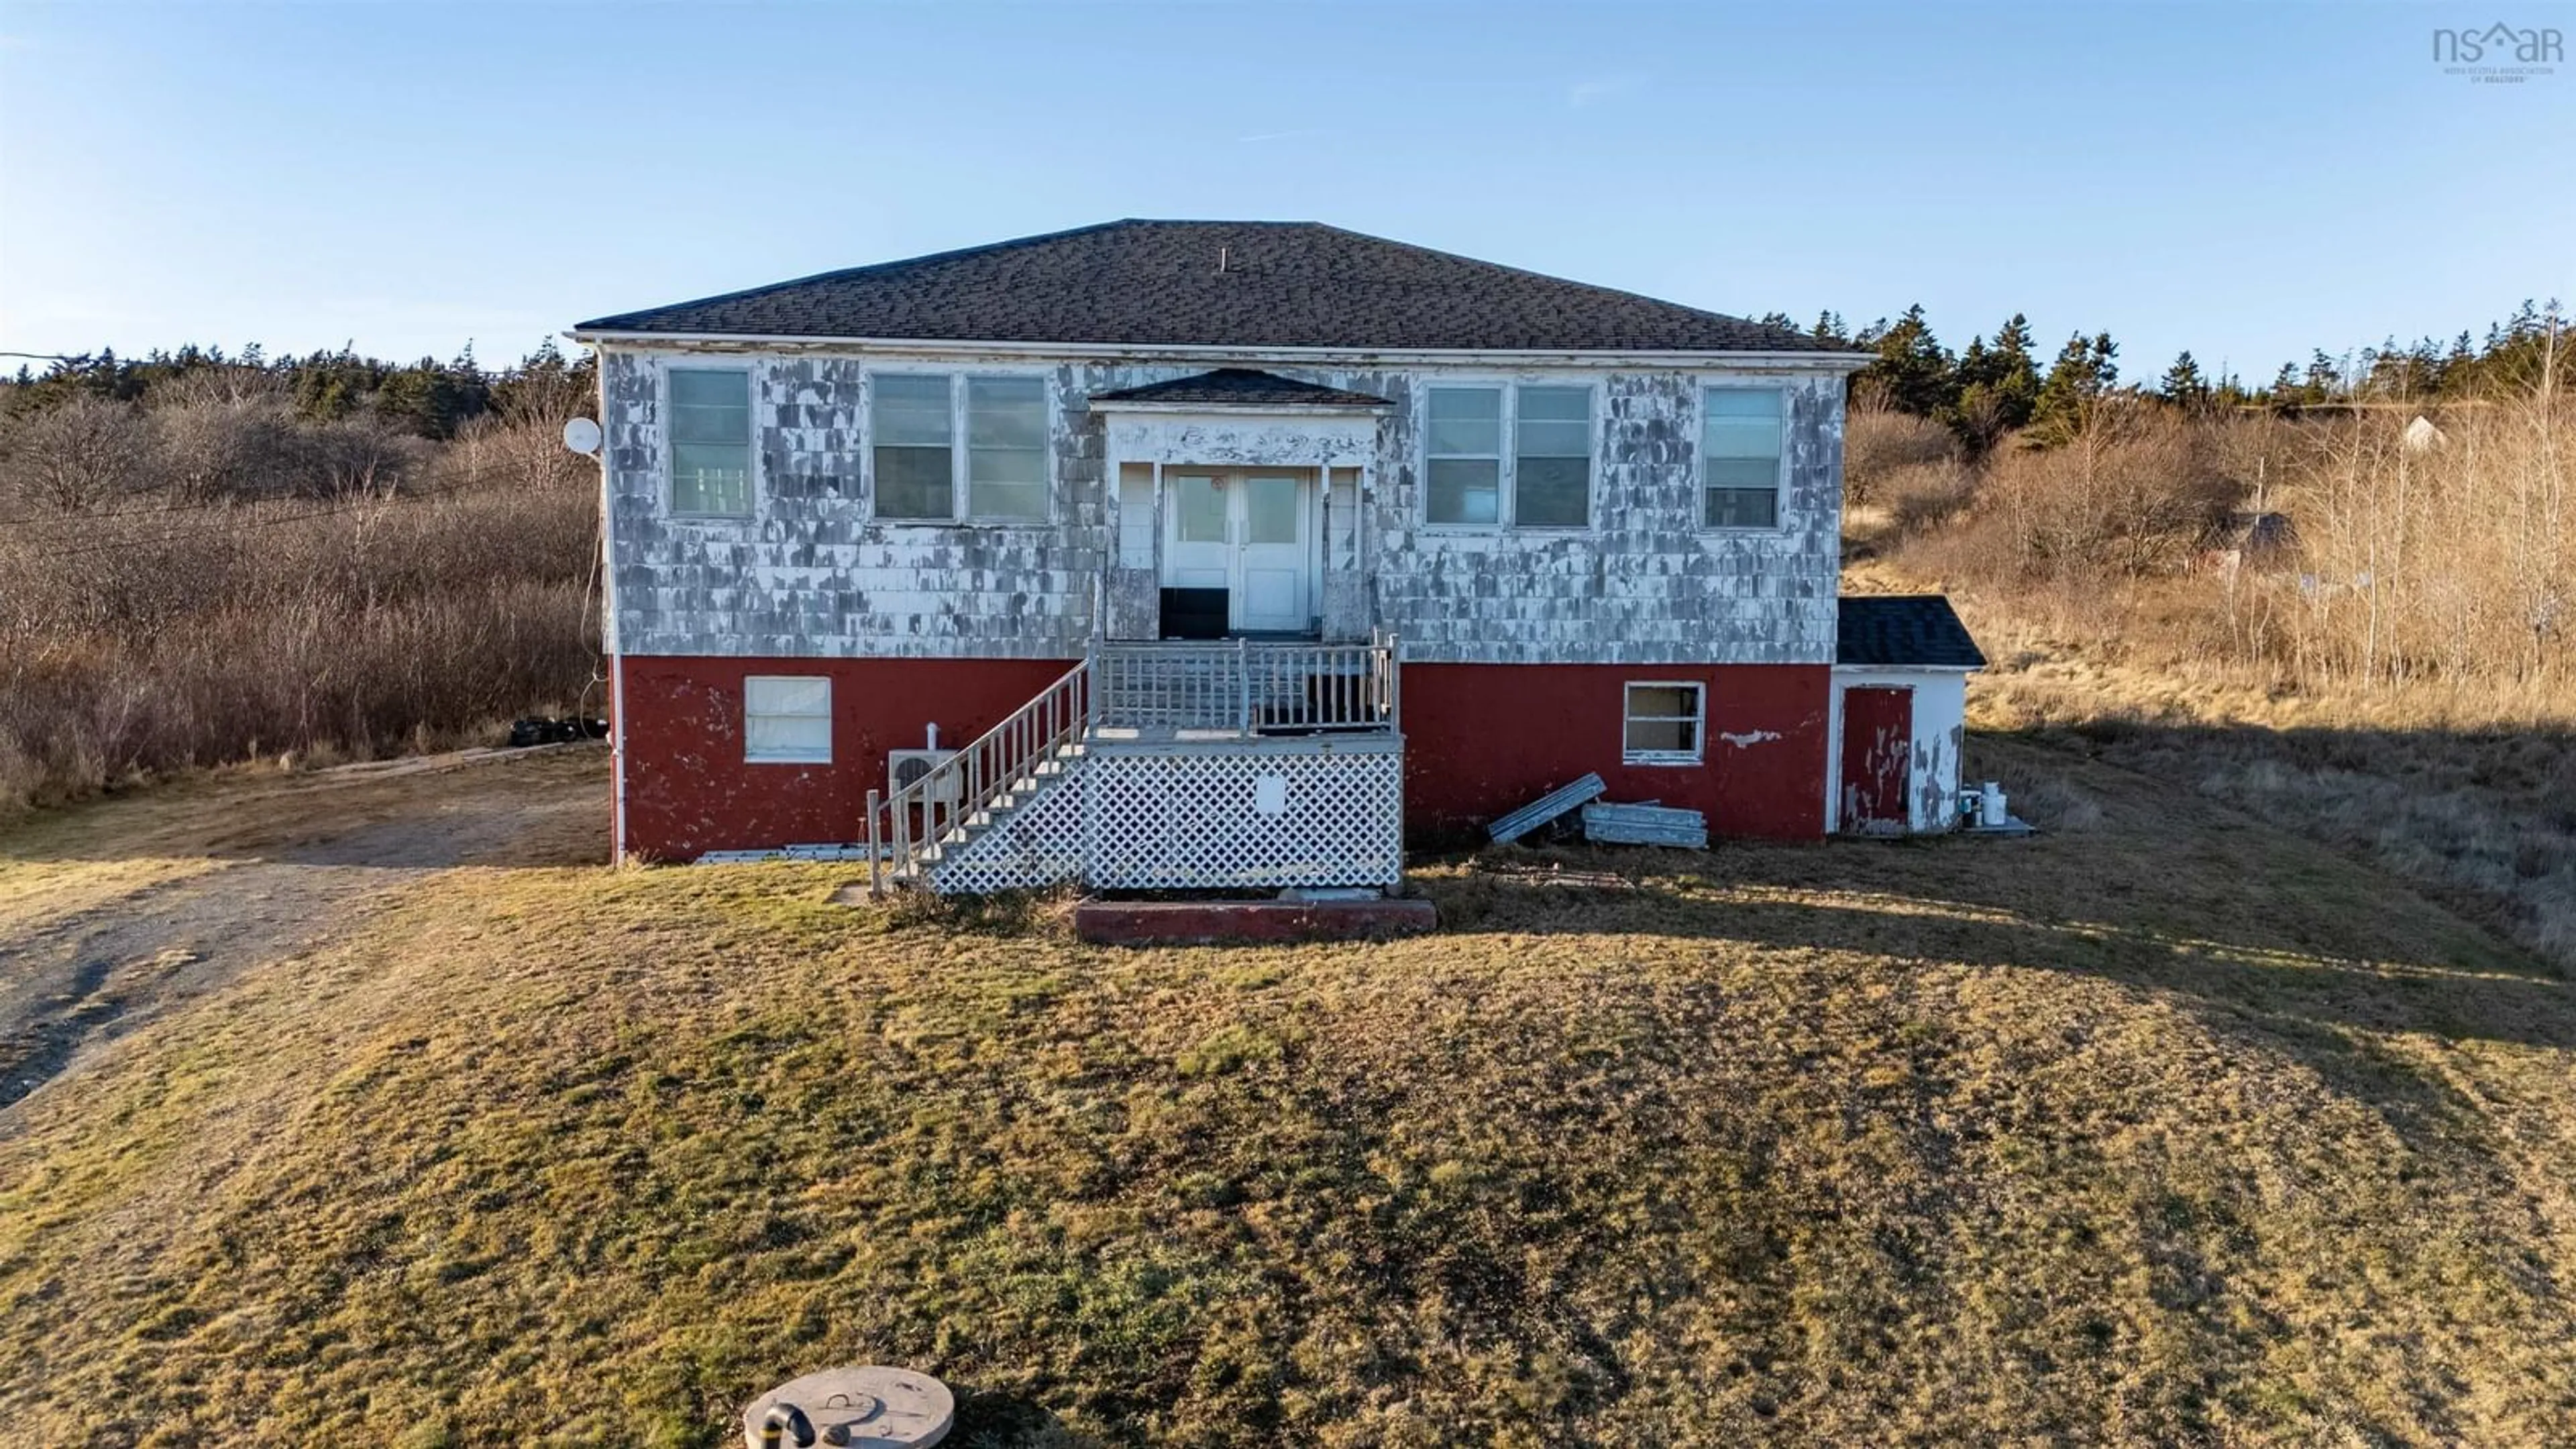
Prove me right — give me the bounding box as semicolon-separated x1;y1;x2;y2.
1163;468;1316;635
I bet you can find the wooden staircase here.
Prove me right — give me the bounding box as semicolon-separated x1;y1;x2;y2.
865;636;1399;895
892;738;1087;877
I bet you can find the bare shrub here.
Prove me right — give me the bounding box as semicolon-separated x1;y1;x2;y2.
1878;458;1979;537
1845;408;1954;502
154;399;301;502
294;415;429;499
0;482;597;812
1940;402;2237;582
2;396;155;512
1899;371;2573;698
0;344;607;812
2275;392;2573;688
443;411;594;497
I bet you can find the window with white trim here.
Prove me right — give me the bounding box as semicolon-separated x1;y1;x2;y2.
1426;386;1501;525
1513;385;1591;527
743;676;832;763
1622;682;1705;765
967;376;1048;520
870;373;1051;522
1702;386;1784;529
668;366;753;516
871;374;952;520
1425;383;1593;528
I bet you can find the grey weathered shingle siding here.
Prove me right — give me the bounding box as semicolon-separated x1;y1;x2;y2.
602;348;1843;666
1359;370;1841;665
604;350;1110;660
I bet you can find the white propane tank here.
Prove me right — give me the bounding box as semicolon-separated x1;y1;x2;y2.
1978;782;2007;828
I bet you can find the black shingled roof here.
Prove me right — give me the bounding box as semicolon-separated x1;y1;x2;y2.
574;220;1852;354
1091;368;1393;408
1837;596;1987;669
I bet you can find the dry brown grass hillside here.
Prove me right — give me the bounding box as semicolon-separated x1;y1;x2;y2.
1848;383;2576;975
3;748;2574;1445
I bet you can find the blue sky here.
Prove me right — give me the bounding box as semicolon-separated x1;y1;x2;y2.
2;2;2569;381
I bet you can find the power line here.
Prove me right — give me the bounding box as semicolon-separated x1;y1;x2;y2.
10;504;402;559
0;482;543;557
0;478;492;532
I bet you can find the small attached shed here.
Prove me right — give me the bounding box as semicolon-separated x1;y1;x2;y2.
1829;596;1986;835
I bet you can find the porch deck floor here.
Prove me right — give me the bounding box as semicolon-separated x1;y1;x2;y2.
1087;724;1401;746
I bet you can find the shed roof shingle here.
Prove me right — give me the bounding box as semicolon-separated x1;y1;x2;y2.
574;219;1851;355
1837;596;1988;669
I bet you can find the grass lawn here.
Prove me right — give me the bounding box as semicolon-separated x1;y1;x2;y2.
2;741;2573;1446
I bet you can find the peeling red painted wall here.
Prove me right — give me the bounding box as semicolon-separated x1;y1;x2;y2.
612;655;1075;859
612;656;1831;858
1401;663;1831;840
1837;685;1914;834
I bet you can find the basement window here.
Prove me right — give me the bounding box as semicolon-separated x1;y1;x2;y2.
870;372;1052;523
1622;682;1705;765
743;676;832;764
1701;386;1785;530
668;367;753;517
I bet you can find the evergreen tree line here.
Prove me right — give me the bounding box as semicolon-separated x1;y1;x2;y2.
0;341;598;513
2;339;595;441
1750;299;2567;450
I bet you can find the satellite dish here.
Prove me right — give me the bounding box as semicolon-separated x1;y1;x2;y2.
561;417;602;455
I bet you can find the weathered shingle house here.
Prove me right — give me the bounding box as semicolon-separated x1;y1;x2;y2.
568;220;1982;886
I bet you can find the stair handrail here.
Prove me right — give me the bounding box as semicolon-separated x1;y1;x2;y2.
867;658;1089;894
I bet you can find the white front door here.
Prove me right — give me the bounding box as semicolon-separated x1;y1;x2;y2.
1234;472;1311;631
1163;469;1316;634
1166;472;1233;596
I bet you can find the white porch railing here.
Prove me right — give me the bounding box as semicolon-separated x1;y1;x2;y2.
865;634;1401;894
1089;633;1400;737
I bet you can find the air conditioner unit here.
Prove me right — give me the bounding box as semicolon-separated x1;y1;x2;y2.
888;748;959;804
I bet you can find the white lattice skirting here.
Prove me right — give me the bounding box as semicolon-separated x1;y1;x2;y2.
928;737;1403;894
926;763;1088;894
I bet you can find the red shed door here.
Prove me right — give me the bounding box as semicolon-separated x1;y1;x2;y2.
1839;687;1913;835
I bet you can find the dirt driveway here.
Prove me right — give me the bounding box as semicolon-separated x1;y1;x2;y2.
0;746;608;1118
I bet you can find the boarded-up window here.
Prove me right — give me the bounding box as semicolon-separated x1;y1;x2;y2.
1622;682;1705;765
1327;466;1361;571
744;676;832;763
1116;462;1157;568
669;367;752;516
1703;387;1784;529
